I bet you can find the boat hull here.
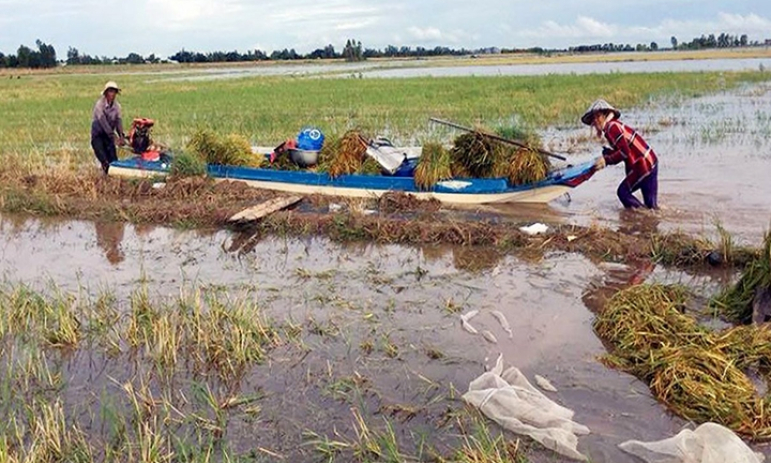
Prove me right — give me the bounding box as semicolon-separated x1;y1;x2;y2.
108;157;595;205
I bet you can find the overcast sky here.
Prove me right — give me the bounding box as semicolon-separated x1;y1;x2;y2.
0;0;769;57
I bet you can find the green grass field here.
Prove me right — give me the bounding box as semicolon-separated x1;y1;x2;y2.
1;69;769;172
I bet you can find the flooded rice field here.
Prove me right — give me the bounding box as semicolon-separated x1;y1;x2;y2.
2;78;770;462
147;57;771;82
361;57;771;79
0;214;762;462
486;81;771;245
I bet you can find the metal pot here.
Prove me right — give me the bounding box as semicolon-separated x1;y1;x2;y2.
289;149;319;168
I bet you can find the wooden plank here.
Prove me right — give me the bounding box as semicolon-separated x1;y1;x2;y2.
228;195;303;222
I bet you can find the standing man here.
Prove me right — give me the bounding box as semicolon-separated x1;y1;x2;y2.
582;99;659;210
92;81;125;174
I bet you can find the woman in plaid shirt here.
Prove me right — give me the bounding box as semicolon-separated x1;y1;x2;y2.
582;100;659;209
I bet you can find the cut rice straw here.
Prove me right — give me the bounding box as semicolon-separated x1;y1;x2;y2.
595;283;771;440
187;128;263;168
319;130;367;177
414;143;452;190
449;130;550;186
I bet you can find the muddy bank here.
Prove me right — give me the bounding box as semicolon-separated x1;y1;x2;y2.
0;171;282;227
0;170;761;278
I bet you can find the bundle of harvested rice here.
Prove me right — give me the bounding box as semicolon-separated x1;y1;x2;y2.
712;232;771;323
450;131;550;185
170;151;207;178
650;232;715;267
319;131;367;177
414;143;452;190
595;283;771;439
648;345;761;430
450;132;499;178
187;129;263;168
507;148;550;186
716;325;771;368
187;128;218;161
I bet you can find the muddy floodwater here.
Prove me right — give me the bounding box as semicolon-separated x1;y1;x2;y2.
3;214;764;462
479;82;771;245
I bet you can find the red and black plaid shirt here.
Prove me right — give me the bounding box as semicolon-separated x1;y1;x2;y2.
602;120;658;189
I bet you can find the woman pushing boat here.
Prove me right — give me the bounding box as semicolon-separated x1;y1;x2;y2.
582;99;659;209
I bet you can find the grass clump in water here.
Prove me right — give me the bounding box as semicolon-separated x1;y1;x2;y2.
187;129;262;168
712;231;771;324
595;283;771;439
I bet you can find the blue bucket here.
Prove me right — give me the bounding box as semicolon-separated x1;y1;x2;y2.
297;127;325;151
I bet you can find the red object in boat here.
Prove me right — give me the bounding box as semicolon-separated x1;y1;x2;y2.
141;150;161;162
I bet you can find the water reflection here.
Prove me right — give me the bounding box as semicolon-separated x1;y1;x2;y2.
582;260;656;314
94;221;125;265
452;246;505;272
618;209;661;236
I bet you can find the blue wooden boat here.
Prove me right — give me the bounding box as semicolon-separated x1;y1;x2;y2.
109;150;596;205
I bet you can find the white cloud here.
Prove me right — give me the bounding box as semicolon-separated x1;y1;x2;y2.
407;26;474;44
0;0;769;56
649;12;771;39
519;16;618;39
148;0;244;30
409;27;443;41
517;11;771;46
335;18;379;31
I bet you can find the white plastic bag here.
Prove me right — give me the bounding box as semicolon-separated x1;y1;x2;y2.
365;138;407;174
619;422;764;463
462;355;590;461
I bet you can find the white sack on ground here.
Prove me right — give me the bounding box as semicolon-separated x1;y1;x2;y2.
462;354;590;461
619;422;764;463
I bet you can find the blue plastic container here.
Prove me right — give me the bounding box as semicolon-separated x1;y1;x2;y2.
297;127;325;151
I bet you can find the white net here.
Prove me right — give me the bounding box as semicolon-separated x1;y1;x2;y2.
619;423;765;463
462;354;590;461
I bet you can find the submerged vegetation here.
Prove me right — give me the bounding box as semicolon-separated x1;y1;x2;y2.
712;232;771;323
0;280;540;463
0;284;281;462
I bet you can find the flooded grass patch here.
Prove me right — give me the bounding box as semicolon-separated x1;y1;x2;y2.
712;232;771;324
6;215;759;461
1;70;770;173
0;285;282;462
0;279;559;462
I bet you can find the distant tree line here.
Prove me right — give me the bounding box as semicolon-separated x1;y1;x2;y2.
673;33;752;50
1;32;767;69
0;40;57;68
569;32;758;56
568;42;660;53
